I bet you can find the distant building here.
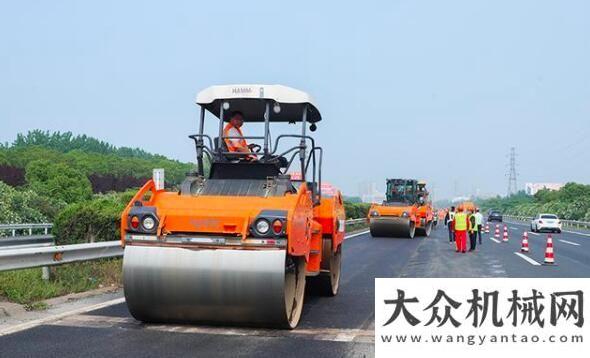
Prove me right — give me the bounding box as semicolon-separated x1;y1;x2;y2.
524;182;564;195
358;181;386;204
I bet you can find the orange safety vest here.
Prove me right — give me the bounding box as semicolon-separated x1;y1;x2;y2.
223;123;248;152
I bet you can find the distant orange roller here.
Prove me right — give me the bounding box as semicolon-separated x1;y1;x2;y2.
367;179;433;239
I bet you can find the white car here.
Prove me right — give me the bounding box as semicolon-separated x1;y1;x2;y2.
530;214;562;233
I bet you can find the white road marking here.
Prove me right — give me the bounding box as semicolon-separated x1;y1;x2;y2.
0;297;125;337
50;314;375;343
345;230;370;240
559;239;580;246
489;237;501;243
528;231;540;236
510;226;519;230
513;252;541;266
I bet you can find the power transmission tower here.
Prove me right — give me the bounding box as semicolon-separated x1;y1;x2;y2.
506;147;518;196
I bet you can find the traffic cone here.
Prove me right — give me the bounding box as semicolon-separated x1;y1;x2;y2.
521;231;529;253
543;234;555;265
485;224;489;233
494;226;500;239
502;225;509;242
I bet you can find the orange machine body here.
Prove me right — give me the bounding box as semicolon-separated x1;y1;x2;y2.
121;180;345;276
416;203;434;228
367;203;418;225
415;181;433;230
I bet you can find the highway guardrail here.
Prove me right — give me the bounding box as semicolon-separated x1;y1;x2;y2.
503;215;590;230
0;241;123;272
0;219;368;273
0;223;55;279
0;223;53;237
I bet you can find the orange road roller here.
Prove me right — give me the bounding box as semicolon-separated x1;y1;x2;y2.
120;84;345;329
368;179;433;238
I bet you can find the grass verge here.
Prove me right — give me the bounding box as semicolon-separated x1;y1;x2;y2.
0;258;122;305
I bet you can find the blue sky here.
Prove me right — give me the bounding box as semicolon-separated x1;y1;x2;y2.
1;0;589;199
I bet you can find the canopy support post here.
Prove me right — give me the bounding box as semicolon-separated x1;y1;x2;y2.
217;104;225;158
263;101;270;161
299;105;308;181
197;107;205;176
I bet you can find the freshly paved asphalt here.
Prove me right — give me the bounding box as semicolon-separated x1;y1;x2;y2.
1;221;589;358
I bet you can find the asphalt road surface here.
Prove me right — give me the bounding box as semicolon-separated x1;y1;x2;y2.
1;221;589;358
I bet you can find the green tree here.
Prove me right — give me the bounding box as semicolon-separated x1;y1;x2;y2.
534;188;559;203
25;160;92;204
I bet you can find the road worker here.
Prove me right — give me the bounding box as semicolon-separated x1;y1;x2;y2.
467;209;478;251
444;206;456;242
473;208;483;245
223;111;258;160
453;206;468;253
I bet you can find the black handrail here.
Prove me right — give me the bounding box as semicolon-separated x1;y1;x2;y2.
189;132;322;203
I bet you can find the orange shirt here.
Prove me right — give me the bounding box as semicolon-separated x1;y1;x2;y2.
223;123;248;152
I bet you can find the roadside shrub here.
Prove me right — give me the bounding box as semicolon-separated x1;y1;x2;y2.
0;181;53;224
53;191;134;245
344;201;371;219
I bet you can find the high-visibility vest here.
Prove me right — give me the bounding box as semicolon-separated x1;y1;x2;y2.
223;123;248;152
474;212;483;225
454;212;467;231
468;214;478;232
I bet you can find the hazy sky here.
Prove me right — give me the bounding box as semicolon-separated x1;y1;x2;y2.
2;1;589;199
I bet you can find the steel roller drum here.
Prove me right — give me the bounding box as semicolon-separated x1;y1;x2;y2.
369;217;415;238
123;245;306;328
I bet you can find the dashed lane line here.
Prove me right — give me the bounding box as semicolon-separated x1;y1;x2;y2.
489;237;501;244
513;252;541;266
559;239;581;246
528;231;540;236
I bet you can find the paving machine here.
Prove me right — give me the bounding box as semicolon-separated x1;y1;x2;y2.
368;179;433;238
120;84;345;329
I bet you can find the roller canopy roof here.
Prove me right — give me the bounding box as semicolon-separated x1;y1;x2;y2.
196;84;321;123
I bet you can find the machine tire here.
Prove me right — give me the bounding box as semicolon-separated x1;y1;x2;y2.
309;241;342;297
283;255;307;329
415;220;433;237
369;218;415;239
408;221;416;239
